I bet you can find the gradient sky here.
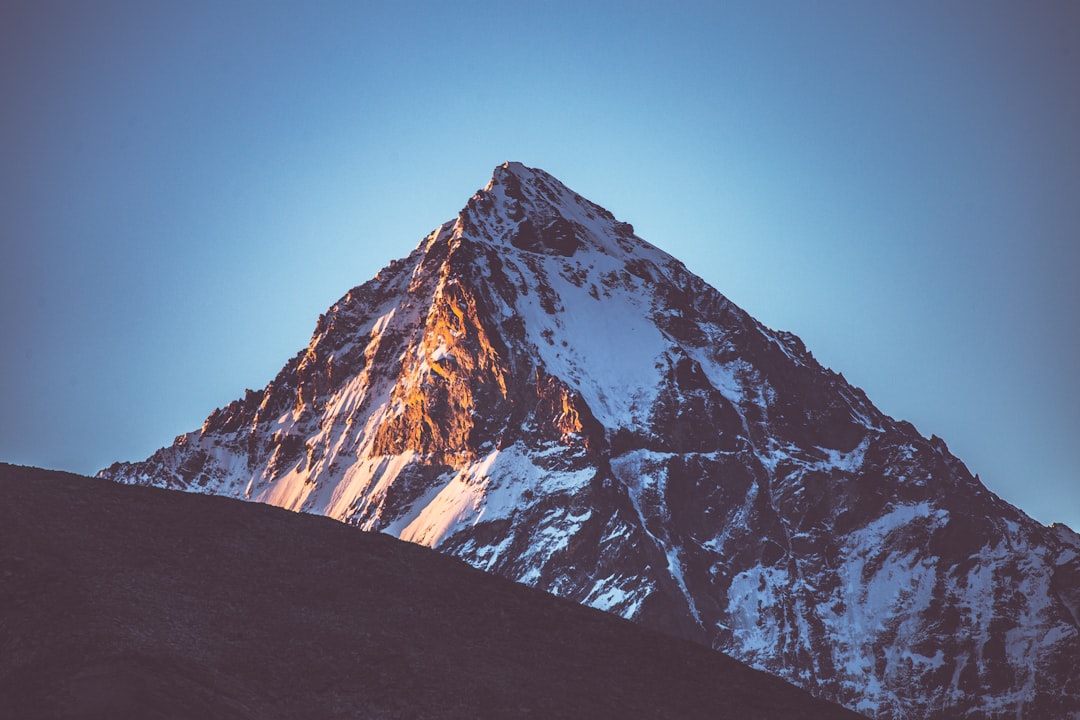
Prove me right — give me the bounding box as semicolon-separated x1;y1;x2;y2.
2;1;1078;531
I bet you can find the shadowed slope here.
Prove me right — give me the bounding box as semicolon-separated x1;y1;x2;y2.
0;463;863;720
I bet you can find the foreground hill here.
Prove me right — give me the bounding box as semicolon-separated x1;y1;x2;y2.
0;463;862;719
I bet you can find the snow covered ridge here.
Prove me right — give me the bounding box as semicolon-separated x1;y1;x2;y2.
100;162;1080;719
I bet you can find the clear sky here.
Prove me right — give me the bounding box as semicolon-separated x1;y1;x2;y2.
2;1;1078;531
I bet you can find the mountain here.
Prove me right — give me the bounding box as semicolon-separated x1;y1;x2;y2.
0;463;864;720
100;162;1080;719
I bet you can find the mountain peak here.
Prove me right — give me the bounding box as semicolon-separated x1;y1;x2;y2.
99;165;1080;720
458;162;633;259
492;159;533;181
487;161;571;198
488;160;549;189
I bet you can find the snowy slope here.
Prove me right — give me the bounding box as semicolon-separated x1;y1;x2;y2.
101;162;1080;719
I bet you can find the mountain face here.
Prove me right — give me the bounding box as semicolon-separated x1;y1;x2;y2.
101;162;1080;719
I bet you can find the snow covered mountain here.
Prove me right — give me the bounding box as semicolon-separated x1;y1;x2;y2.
101;162;1080;719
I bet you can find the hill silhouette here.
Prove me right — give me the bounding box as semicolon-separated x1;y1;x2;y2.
0;463;862;719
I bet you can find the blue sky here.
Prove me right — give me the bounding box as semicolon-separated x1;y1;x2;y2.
2;1;1077;530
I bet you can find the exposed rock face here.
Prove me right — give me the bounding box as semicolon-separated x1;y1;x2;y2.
101;162;1080;719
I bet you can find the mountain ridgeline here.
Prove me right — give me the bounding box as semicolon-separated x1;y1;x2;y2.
101;162;1080;719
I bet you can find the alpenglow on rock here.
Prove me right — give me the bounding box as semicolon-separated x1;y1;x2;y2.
102;162;1080;719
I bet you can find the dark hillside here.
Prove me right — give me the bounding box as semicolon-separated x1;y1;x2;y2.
0;463;862;720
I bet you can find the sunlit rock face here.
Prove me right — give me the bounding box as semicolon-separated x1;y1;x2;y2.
101;162;1080;719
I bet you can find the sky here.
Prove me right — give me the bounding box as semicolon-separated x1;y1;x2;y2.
2;1;1077;531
